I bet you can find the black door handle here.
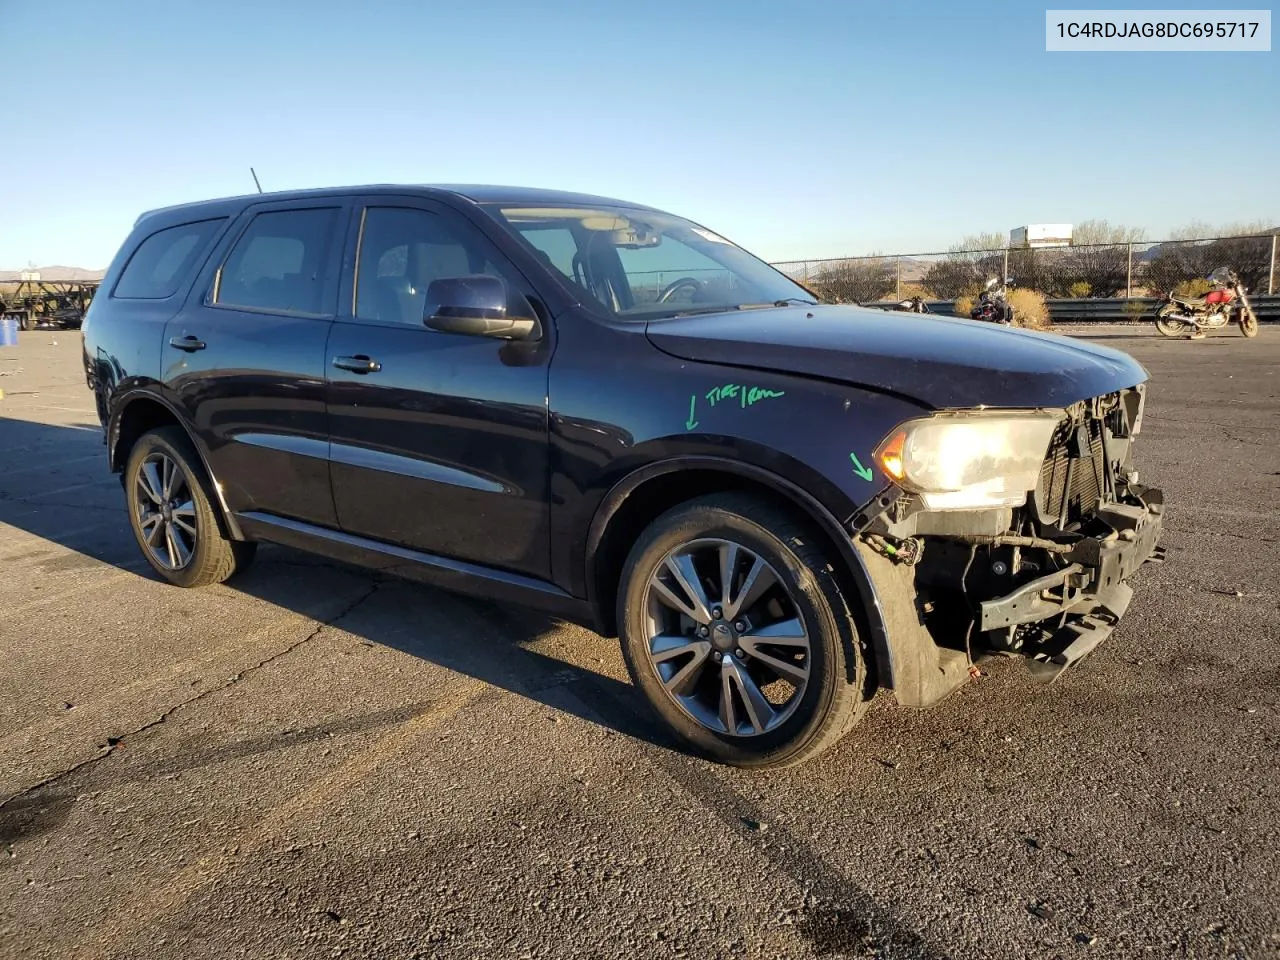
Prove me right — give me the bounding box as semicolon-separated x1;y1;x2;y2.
168;335;206;352
332;355;382;374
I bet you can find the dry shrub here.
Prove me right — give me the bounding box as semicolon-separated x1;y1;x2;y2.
955;288;1050;328
952;282;984;318
1173;277;1213;298
809;258;895;304
1008;288;1051;329
1068;281;1092;299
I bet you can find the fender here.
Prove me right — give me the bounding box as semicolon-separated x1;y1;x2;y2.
585;454;899;690
107;385;246;541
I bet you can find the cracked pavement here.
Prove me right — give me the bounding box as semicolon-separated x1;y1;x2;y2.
0;325;1277;959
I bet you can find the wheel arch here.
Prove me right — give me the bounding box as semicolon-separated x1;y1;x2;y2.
109;390;245;541
585;456;895;690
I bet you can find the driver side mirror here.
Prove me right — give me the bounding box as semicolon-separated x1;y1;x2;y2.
423;275;538;340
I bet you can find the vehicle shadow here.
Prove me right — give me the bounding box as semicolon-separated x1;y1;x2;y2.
0;417;679;755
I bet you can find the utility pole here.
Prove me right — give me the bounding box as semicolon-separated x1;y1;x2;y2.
895;256;901;299
1126;241;1133;299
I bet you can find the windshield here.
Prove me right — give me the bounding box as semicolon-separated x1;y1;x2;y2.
483;203;815;320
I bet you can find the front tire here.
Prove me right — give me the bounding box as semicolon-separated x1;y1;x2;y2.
618;493;868;768
1238;306;1259;338
124;426;256;587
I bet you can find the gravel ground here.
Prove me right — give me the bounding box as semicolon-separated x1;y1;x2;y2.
0;324;1276;960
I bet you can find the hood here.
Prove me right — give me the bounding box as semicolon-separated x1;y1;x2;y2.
645;304;1148;409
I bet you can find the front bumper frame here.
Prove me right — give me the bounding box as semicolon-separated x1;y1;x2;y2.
978;484;1165;680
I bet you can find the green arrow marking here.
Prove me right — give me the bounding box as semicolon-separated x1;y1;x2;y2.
685;394;699;431
849;452;874;482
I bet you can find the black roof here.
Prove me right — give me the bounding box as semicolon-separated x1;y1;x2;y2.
137;184;660;225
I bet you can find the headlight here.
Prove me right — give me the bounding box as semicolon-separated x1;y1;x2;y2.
874;411;1062;510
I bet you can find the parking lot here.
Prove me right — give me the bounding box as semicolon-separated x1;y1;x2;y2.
0;325;1276;960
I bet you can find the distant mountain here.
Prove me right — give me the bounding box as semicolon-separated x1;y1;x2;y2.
0;266;105;282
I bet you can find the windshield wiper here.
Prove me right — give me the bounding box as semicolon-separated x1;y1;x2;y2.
665;298;817;319
728;298;818;311
668;305;745;318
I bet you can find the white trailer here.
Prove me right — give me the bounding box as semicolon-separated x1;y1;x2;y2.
1010;224;1073;249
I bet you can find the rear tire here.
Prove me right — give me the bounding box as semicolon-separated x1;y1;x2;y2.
124;426;256;587
1154;306;1188;338
617;493;868;769
19;313;34;332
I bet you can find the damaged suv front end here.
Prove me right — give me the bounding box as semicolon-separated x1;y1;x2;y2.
854;384;1164;703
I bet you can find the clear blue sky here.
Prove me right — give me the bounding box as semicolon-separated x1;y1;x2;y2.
2;0;1276;269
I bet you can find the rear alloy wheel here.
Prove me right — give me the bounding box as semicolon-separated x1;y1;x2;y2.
135;450;198;571
619;493;867;768
124;426;256;587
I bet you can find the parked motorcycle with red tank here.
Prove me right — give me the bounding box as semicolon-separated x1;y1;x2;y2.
1154;266;1259;339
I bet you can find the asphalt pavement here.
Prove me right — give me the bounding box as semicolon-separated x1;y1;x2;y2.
0;324;1276;960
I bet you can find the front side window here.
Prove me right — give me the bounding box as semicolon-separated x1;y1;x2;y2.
484;203;815;321
215;208;339;315
113;218;226;300
354;207;521;327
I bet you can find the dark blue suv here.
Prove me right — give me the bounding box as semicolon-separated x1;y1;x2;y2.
82;185;1164;767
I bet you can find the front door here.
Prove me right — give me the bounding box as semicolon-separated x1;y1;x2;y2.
164;201;347;527
325;200;553;578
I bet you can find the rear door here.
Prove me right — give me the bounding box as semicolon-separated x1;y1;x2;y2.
325;198;554;578
163;200;348;527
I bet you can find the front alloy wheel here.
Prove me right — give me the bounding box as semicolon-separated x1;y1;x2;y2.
619;493;867;768
643;539;810;736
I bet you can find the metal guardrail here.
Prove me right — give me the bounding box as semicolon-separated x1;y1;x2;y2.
867;295;1280;322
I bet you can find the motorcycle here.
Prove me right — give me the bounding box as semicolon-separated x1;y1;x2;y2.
1154;266;1259;339
971;276;1014;325
893;295;930;314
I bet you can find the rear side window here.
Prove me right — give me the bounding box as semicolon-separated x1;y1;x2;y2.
113;218;226;300
215;208;339;315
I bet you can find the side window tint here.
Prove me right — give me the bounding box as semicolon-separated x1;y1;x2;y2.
113;219;226;300
355;207;521;327
215;208;339;315
521;227;578;279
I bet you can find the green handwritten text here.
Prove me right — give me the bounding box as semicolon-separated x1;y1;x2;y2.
705;384;785;409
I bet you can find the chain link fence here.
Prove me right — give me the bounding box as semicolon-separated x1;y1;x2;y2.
772;234;1279;304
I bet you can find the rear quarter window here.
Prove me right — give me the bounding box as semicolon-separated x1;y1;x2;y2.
113;218;227;300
